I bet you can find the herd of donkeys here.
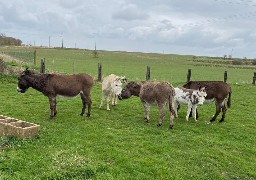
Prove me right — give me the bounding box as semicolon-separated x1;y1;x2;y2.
17;69;232;129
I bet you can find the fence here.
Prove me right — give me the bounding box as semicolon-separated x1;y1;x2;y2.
187;69;229;83
253;72;256;85
92;63;151;81
1;49;36;65
39;59;256;84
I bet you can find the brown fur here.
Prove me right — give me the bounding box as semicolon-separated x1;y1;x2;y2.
119;81;176;128
17;69;93;118
183;81;231;122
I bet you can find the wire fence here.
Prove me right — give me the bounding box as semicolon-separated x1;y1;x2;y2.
1;50;36;65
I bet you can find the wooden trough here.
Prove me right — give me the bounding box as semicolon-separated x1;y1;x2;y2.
0;115;40;139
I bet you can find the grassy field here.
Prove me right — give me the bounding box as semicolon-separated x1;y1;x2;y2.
0;47;256;179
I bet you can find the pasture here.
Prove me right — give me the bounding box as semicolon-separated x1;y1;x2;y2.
0;47;256;179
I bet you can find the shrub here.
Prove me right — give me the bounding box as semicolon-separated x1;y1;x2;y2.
232;60;243;65
252;60;256;65
0;57;6;74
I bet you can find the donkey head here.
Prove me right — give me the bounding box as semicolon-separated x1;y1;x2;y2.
111;79;123;96
118;82;141;100
17;68;33;93
196;86;207;105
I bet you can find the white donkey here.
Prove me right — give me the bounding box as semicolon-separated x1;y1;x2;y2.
174;86;207;121
99;74;127;111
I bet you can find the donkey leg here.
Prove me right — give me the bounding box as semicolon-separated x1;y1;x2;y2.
210;102;221;122
219;103;227;123
173;101;179;118
157;104;165;127
186;103;192;121
168;102;175;129
189;108;199;119
142;102;150;123
48;96;57;118
112;94;117;106
86;96;92;117
192;106;197;121
80;93;86;116
54;98;57;116
81;93;92;117
99;93;105;109
84;90;92;117
106;95;111;111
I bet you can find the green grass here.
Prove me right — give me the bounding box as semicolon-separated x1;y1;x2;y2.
0;48;256;179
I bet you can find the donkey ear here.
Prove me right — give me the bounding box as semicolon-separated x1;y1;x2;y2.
122;77;128;84
24;68;34;75
25;68;30;74
199;86;206;91
132;82;140;88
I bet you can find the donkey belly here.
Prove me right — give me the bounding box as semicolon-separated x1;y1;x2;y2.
204;98;215;104
176;97;190;104
57;91;82;99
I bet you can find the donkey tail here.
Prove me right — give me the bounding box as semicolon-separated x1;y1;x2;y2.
168;89;176;127
168;84;176;114
227;91;231;108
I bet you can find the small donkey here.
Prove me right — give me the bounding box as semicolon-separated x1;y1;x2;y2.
174;86;207;121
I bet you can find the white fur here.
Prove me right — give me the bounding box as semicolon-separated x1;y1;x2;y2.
16;87;22;92
57;91;82;99
99;74;125;111
174;87;207;121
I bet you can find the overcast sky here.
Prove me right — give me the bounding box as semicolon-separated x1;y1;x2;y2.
1;0;256;58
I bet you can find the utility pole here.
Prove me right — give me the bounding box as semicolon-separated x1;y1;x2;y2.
49;36;51;48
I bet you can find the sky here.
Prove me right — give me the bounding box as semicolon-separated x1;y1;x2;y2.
1;0;256;58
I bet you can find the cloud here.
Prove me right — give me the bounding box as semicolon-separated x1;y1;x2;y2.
1;0;256;58
112;4;149;21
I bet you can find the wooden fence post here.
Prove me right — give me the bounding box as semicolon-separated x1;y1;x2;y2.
146;66;150;80
98;63;102;81
224;71;227;83
187;69;191;82
40;58;45;73
34;49;37;65
253;72;256;85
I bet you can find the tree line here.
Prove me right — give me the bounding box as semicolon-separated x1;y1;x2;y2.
0;34;22;46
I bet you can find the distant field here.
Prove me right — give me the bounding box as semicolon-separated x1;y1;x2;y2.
0;47;256;179
36;48;256;84
1;46;256;84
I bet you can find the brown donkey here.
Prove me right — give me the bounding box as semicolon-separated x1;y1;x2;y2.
17;69;93;118
118;81;176;129
183;81;231;123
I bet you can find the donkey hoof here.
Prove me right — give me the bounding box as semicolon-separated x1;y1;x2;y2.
86;113;90;117
219;119;224;123
157;123;162;127
210;119;215;123
169;125;173;129
80;113;84;116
